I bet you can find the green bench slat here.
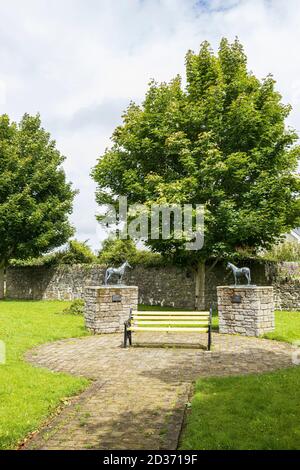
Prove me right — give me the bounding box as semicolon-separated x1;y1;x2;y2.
134;311;209;316
128;326;209;332
132;316;209;321
132;320;209;325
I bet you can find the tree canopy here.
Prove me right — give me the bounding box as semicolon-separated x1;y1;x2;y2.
92;38;300;266
0;113;76;268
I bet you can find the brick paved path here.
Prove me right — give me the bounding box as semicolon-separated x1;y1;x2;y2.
24;333;297;450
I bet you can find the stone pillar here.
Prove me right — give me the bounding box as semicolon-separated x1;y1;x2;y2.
0;268;4;299
83;285;138;334
217;286;275;337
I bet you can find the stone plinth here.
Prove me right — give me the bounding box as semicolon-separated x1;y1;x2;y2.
217;286;275;337
83;285;138;334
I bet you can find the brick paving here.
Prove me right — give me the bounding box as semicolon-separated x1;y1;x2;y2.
23;332;297;450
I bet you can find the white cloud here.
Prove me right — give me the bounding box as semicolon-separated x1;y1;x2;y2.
0;80;6;105
1;0;300;249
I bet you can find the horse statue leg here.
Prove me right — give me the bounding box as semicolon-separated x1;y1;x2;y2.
105;270;111;285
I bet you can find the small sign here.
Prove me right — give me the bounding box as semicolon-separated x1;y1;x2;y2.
112;294;122;303
232;294;242;303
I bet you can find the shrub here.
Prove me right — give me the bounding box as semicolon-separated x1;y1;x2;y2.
60;240;97;264
131;250;164;266
261;241;300;262
62;299;85;315
10;239;97;267
98;238;165;266
98;238;137;265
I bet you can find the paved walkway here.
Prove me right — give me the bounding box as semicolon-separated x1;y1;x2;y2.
23;332;297;450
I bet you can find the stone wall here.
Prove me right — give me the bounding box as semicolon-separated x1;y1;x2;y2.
270;262;300;310
125;265;196;309
274;282;300;310
84;285;138;334
217;286;275;336
6;265;106;300
4;260;300;310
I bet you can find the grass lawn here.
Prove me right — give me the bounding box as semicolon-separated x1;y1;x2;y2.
263;310;300;344
0;300;89;450
180;367;300;450
180;310;300;450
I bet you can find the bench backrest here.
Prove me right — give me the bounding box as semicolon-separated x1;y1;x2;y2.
130;310;211;330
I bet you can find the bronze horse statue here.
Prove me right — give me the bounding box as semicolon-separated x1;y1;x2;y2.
227;262;251;285
104;260;132;285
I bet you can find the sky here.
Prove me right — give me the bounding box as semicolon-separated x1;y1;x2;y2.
0;0;300;251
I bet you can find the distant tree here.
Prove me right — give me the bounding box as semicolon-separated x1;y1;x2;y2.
60;240;96;264
98;237;163;266
0;114;76;270
261;241;300;262
92;38;300;308
98;238;137;265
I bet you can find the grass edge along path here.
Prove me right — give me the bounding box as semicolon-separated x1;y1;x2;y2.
0;300;89;450
180;310;300;450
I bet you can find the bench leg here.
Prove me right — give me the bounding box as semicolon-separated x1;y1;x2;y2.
124;323;128;348
208;325;212;351
129;331;132;346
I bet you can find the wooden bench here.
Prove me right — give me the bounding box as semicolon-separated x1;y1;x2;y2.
124;308;212;350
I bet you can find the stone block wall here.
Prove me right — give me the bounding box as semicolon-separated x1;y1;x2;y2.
274;282;300;310
84;285;138;334
217;286;275;336
6;265;106;300
5;264;196;308
4;260;300;310
124;265;196;309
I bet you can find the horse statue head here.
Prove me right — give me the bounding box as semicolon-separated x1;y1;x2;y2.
123;260;132;269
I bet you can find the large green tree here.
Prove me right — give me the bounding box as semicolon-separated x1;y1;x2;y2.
92;39;300;307
0;113;76;270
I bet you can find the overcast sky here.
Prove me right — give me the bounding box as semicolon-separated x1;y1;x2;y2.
1;0;300;251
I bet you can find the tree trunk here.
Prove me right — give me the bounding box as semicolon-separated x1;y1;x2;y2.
195;261;205;310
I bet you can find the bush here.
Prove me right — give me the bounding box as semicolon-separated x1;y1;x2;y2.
98;238;137;265
261;241;300;262
131;250;164;266
10;240;97;267
60;240;97;264
10;253;59;267
62;299;85;315
98;238;164;266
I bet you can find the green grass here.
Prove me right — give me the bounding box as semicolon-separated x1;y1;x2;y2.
180;310;300;450
263;310;300;344
0;300;89;450
180;368;300;450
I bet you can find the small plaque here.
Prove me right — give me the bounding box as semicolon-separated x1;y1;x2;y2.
232;294;242;303
112;294;122;302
